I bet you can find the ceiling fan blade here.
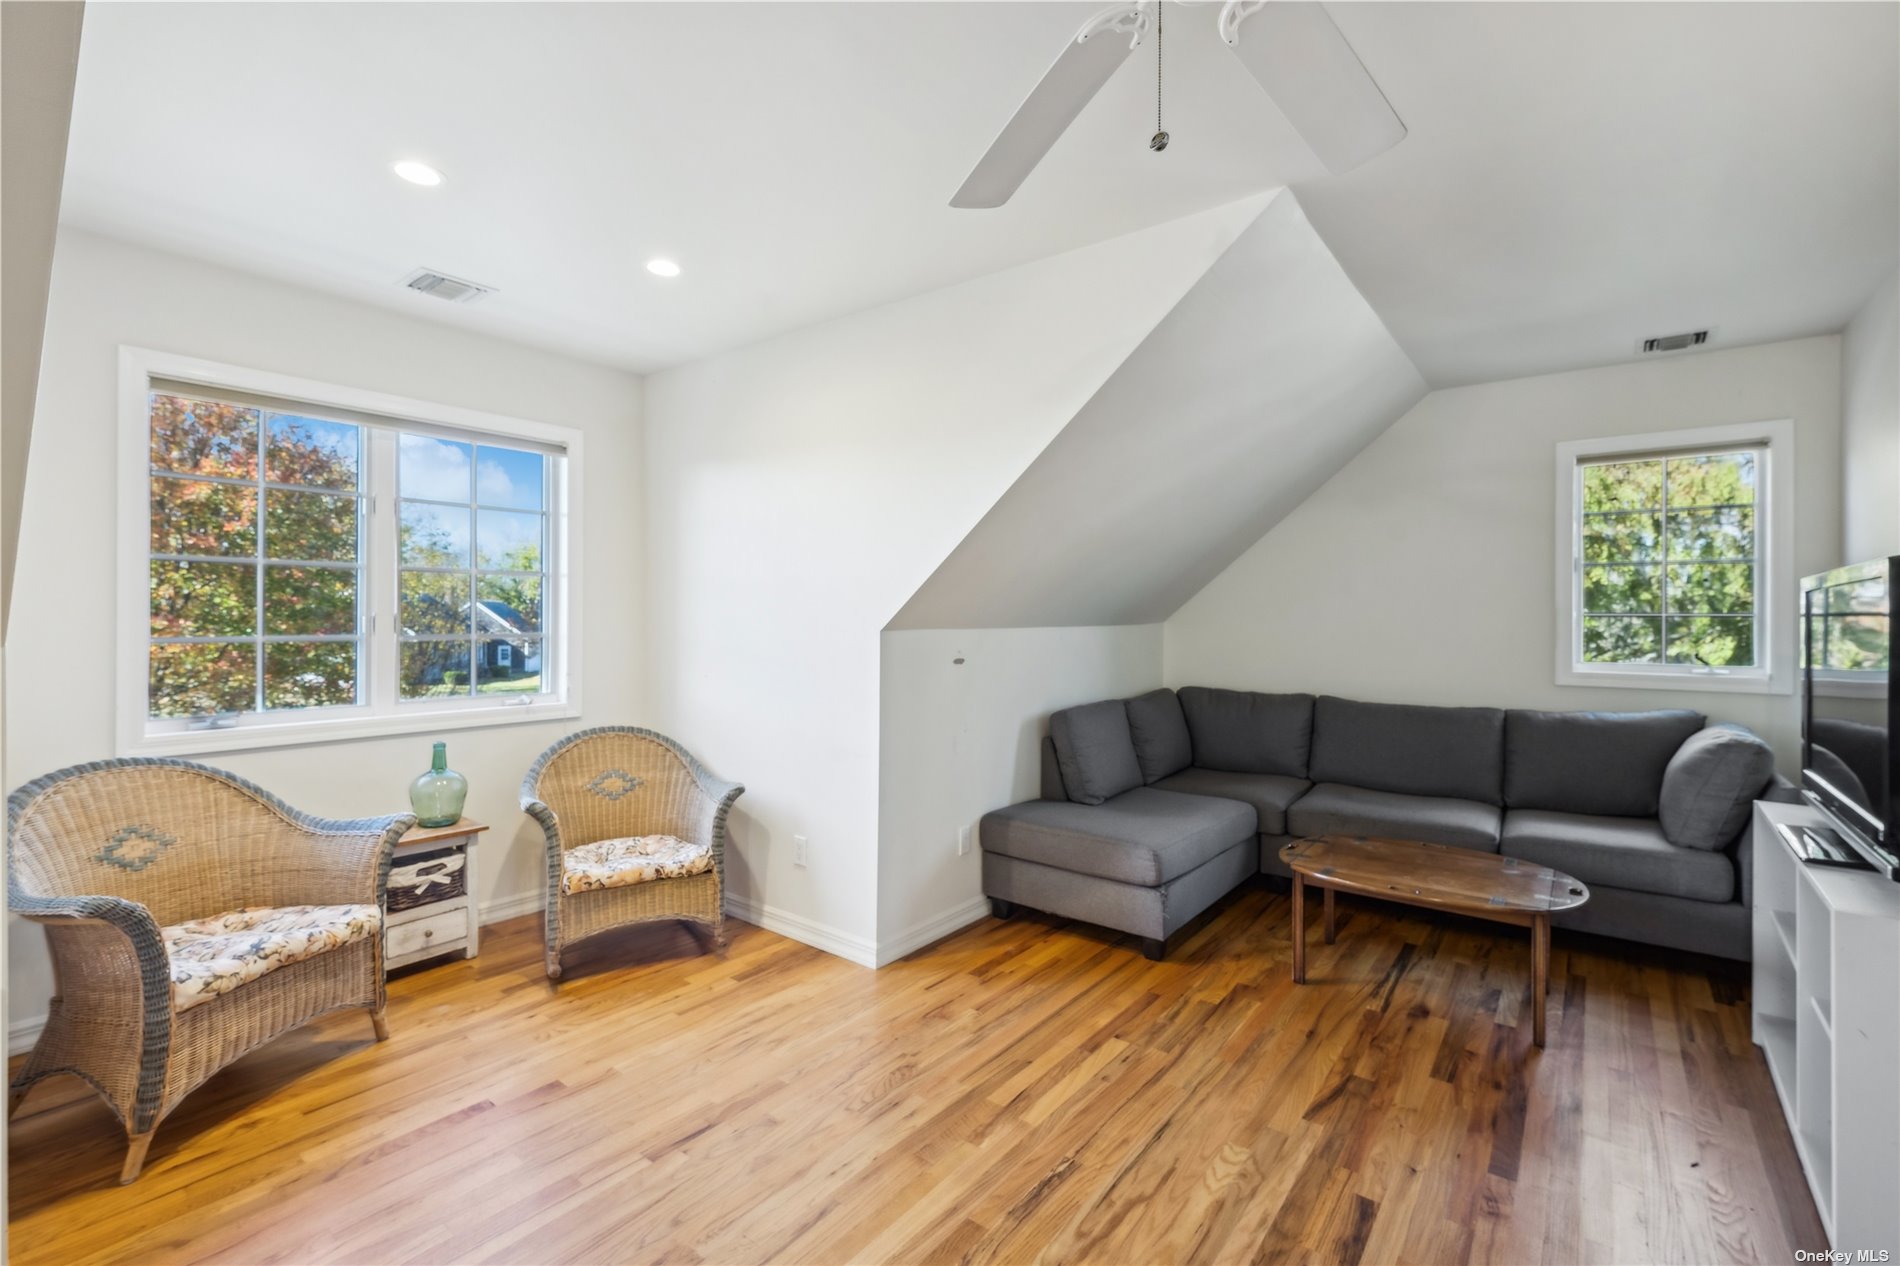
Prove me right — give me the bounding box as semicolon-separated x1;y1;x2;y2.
1221;1;1405;176
950;4;1146;209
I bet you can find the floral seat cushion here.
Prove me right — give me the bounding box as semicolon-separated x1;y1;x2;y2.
561;835;713;895
162;904;381;1014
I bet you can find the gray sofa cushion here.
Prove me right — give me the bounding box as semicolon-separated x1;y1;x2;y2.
1659;724;1777;850
1308;697;1506;805
1151;768;1312;835
1125;688;1192;783
1048;700;1142;806
1177;687;1314;777
1503;809;1734;903
979;787;1256;887
1286;782;1503;851
1551;883;1747;961
1503;708;1705;817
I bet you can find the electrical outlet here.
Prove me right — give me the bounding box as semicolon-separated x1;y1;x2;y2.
957;824;973;857
793;834;809;868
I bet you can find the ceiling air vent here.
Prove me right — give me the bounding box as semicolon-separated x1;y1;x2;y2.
399;268;495;304
1640;330;1709;354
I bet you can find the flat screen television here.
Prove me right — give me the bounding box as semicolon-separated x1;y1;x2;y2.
1800;556;1898;877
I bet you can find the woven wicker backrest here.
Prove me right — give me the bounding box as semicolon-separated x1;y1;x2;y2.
531;731;704;850
8;762;323;926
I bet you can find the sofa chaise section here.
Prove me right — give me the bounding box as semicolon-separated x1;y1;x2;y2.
984;696;1256;958
981;791;1256;959
981;789;1255;888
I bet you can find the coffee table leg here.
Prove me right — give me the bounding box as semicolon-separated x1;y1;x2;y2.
1532;913;1549;1048
1323;886;1335;945
1291;874;1306;984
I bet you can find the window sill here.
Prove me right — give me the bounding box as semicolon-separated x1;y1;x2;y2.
123;699;580;758
1555;666;1789;696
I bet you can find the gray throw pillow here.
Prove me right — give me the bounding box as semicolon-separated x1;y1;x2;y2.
1124;689;1192;783
1659;725;1776;851
1048;700;1143;806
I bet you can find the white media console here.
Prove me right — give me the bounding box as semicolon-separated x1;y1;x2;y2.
1752;798;1900;1250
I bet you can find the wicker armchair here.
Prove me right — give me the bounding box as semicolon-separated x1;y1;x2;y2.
522;727;744;978
6;758;411;1183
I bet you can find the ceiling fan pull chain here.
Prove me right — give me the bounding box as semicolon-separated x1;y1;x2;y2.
1151;1;1169;151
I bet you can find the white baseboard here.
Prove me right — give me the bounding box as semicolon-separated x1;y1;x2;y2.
479;890;544;924
9;1014;45;1058
875;897;993;967
722;893;877;968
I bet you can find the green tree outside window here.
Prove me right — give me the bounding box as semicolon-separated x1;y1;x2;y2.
1579;450;1758;668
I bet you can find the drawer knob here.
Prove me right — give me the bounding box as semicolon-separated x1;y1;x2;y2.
423;929;434;938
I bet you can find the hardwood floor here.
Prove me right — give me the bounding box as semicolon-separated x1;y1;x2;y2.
8;882;1822;1265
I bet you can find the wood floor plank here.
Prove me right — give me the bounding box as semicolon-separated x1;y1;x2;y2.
9;883;1824;1265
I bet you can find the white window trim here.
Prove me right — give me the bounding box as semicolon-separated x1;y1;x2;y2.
117;346;583;756
1553;419;1795;696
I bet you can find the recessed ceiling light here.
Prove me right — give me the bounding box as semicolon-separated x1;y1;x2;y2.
645;258;682;278
392;160;443;187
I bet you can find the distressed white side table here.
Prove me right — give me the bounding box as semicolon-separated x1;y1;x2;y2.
386;818;487;971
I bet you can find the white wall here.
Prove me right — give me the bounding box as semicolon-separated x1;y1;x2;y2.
6;229;645;1043
642;199;1263;961
1843;268;1899;561
876;624;1161;963
1165;336;1844;766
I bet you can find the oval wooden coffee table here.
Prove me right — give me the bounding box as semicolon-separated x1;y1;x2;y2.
1279;835;1590;1047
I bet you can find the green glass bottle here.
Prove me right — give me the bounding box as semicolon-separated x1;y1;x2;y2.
409;741;468;828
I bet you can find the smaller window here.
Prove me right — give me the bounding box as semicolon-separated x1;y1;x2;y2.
1555;422;1793;694
1578;447;1760;669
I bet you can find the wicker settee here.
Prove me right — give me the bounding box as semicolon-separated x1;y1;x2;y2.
6;758;411;1182
522;728;743;978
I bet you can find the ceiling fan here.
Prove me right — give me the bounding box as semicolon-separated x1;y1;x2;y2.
950;0;1405;209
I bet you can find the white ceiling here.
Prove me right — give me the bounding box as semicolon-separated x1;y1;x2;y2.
1311;1;1899;385
61;2;1899;383
59;1;1316;374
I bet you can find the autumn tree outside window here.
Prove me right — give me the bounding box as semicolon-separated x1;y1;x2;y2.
122;349;579;755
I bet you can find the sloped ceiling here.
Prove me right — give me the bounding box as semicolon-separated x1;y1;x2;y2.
888;190;1427;630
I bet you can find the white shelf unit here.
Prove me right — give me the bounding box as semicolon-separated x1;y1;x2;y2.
1752;799;1900;1250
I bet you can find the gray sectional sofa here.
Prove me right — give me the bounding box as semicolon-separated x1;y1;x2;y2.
980;688;1784;961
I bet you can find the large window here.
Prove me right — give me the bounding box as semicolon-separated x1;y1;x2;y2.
122;350;579;753
1555;422;1792;694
